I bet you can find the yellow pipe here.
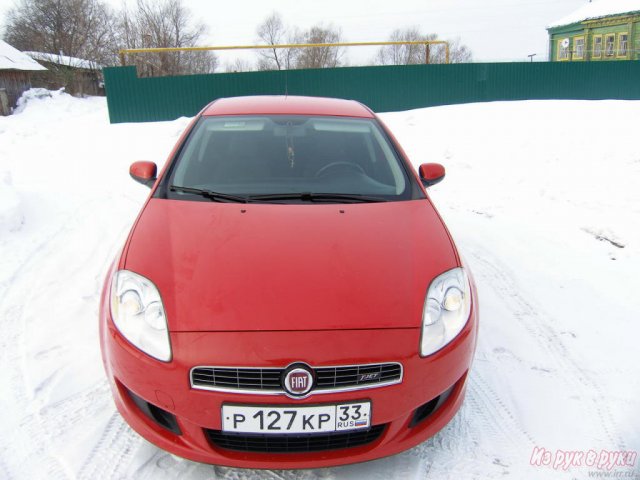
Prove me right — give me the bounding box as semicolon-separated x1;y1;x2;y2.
118;40;451;66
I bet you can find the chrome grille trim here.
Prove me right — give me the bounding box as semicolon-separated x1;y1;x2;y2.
190;362;403;396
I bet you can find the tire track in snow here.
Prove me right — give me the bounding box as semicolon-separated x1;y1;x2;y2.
456;370;535;478
0;197;137;479
0;268;80;480
32;382;108;438
0;298;74;479
469;370;536;446
0;456;13;480
411;408;477;478
397;373;526;480
78;412;139;480
464;242;623;450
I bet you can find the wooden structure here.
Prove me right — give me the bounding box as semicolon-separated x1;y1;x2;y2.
0;39;47;114
25;52;103;96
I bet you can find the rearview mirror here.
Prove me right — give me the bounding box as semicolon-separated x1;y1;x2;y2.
419;163;445;187
129;161;157;188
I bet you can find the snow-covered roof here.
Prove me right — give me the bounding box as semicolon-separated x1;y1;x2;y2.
549;0;640;28
24;52;102;70
0;39;47;71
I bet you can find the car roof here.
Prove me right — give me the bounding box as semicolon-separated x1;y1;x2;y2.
202;95;375;118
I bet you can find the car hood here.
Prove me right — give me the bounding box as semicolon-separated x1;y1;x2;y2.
124;199;458;332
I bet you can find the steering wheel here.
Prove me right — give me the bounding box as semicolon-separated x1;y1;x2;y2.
315;161;366;178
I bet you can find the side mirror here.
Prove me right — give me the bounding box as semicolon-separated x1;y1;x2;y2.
129;161;157;188
419;163;445;187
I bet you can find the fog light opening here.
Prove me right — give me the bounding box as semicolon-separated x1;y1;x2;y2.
126;386;182;435
409;381;457;428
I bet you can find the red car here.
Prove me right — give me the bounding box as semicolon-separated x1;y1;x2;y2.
100;95;478;468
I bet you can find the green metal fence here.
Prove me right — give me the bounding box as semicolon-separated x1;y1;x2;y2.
103;61;640;123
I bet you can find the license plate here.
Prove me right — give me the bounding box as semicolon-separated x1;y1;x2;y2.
222;401;371;434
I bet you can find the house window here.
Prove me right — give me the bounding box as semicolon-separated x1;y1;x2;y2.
593;35;603;58
574;37;585;59
557;40;569;60
617;33;628;57
605;34;615;56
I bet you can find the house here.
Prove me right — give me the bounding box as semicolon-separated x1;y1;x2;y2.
24;51;104;96
547;0;640;61
0;39;47;115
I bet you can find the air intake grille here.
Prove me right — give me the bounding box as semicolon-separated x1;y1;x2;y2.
191;363;402;395
205;425;386;453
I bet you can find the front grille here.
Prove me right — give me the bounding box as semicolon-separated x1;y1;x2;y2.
205;425;386;453
191;363;402;395
192;368;282;391
315;364;401;388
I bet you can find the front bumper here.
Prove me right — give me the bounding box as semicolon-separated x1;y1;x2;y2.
99;299;477;469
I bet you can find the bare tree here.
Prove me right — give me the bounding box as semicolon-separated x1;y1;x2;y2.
255;13;343;70
118;0;218;76
224;58;254;73
255;12;295;71
442;37;472;63
294;24;344;69
3;0;119;65
376;27;472;65
376;27;434;65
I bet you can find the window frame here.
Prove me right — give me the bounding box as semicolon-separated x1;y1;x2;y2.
617;32;629;58
592;35;603;59
605;34;616;57
557;39;569;61
573;36;585;59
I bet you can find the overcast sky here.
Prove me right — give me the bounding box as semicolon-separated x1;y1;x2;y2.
0;0;587;63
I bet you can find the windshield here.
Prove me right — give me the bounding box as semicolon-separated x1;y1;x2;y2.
165;115;415;202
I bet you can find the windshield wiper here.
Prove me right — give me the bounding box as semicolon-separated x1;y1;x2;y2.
248;192;387;203
170;185;249;203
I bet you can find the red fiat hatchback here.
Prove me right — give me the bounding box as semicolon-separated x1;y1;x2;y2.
99;95;478;468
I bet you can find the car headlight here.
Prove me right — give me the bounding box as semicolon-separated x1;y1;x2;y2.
420;267;471;356
110;270;172;362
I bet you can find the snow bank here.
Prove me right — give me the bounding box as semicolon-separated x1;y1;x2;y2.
13;88;64;114
548;0;640;28
0;91;638;479
13;87;99;114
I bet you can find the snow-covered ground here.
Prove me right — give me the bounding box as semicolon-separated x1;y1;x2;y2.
1;91;638;479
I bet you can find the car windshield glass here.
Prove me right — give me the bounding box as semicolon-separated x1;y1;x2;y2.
167;115;412;201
